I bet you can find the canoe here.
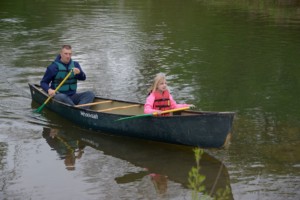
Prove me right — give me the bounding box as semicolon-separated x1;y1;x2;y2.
29;83;235;148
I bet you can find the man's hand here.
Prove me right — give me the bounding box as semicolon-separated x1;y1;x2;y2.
48;88;56;96
73;68;80;75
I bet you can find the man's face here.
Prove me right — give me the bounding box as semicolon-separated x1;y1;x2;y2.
60;48;72;64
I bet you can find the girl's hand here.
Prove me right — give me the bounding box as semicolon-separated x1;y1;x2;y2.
153;110;162;116
189;104;196;109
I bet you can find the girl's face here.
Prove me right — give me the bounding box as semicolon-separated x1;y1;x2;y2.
157;79;167;92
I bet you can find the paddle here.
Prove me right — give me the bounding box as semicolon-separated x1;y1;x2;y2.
35;69;73;113
115;106;191;121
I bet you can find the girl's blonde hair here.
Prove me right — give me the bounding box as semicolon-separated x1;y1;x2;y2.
148;73;167;94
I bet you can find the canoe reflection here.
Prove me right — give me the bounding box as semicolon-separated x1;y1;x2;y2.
42;127;232;198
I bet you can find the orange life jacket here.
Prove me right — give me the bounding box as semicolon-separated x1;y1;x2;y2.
153;90;171;112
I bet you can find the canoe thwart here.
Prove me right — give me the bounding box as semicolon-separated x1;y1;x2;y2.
97;104;140;112
75;100;112;107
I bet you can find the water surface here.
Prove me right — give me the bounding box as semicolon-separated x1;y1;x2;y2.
1;0;300;199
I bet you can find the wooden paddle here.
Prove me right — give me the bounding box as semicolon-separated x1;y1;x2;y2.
115;106;190;121
35;69;73;113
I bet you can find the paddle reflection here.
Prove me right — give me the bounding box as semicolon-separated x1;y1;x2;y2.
42;127;85;170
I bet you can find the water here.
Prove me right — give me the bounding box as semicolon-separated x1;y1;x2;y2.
1;0;300;199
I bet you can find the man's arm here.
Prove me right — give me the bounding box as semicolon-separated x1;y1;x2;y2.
40;64;57;93
73;62;86;80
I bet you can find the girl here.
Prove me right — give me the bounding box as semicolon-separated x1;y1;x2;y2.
144;73;194;115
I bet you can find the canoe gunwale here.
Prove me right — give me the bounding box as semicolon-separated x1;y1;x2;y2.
32;83;234;117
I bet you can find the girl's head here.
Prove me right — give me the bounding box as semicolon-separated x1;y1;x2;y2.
149;73;168;93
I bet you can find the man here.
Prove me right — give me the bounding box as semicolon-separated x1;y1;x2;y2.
40;45;95;108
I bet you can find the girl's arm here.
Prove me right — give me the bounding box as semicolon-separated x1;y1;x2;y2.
169;94;190;109
144;93;160;114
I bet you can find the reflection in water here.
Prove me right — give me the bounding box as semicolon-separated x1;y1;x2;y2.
149;173;168;196
116;171;169;196
42;128;85;171
41;125;233;199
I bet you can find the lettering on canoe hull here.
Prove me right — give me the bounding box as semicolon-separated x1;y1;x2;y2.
80;111;98;119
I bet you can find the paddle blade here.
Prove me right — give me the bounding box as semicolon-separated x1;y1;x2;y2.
34;103;46;113
116;113;153;121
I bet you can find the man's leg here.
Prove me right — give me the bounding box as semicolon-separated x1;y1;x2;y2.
71;91;95;108
54;93;75;106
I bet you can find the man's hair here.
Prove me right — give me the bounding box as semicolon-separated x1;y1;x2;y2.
61;45;72;50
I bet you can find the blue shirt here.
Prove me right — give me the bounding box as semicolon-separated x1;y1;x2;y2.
40;55;86;96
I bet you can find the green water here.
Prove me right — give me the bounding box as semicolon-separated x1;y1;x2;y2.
1;0;300;199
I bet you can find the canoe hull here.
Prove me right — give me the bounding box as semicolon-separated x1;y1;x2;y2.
29;83;235;148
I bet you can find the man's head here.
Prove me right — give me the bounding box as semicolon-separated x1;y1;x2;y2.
60;45;72;64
